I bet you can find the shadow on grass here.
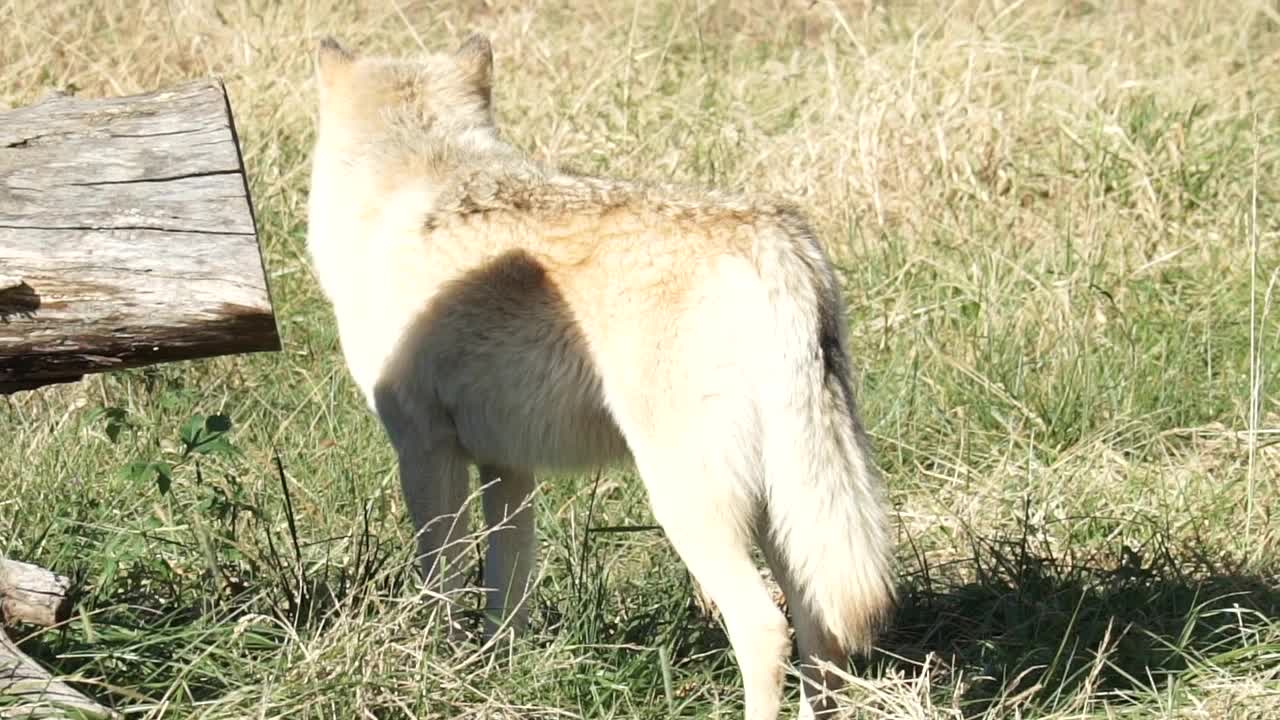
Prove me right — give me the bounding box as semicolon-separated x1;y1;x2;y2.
534;498;1280;716
517;497;1280;716
871;505;1280;715
12;490;1277;717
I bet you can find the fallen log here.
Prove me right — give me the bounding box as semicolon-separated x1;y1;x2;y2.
0;80;280;394
0;558;117;718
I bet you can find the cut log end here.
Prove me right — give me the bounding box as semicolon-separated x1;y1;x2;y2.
0;560;72;628
1;559;118;718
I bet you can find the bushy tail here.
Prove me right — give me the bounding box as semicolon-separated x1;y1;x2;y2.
755;214;896;656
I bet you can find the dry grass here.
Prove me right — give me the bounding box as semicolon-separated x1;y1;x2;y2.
2;1;1279;718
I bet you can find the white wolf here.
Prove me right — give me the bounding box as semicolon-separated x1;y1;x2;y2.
306;33;896;720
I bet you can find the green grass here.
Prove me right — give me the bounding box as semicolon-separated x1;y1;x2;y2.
3;1;1279;717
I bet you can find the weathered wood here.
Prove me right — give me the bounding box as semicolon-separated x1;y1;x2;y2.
0;560;117;718
0;632;119;719
0;79;279;394
0;560;71;628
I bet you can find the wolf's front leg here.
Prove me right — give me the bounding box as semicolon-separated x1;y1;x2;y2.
479;464;537;640
374;386;475;639
398;441;474;641
400;444;473;594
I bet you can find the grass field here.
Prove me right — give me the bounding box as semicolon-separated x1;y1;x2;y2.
3;1;1279;717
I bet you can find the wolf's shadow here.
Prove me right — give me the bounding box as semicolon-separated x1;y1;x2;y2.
861;515;1279;715
578;507;1280;715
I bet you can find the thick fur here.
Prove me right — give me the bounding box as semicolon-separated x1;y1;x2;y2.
307;33;896;720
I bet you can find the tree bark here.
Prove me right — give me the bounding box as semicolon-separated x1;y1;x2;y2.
0;79;280;394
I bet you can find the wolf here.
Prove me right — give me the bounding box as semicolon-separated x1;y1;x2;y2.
306;33;896;720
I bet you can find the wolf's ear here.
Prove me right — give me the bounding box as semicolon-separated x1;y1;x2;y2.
455;33;493;101
317;36;356;95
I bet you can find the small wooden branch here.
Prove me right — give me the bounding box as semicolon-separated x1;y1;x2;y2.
1;559;117;719
0;79;280;394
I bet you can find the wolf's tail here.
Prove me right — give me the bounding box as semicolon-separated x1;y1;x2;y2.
754;211;896;659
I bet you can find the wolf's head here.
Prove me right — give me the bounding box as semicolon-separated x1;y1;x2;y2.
313;34;496;149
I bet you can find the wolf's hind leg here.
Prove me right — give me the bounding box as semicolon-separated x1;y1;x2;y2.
759;536;848;719
626;420;790;720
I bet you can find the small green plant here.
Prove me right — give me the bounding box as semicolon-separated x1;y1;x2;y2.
92;409;239;495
